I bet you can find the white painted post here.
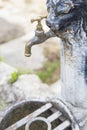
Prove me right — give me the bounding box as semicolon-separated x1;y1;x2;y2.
46;0;87;129
60;33;87;109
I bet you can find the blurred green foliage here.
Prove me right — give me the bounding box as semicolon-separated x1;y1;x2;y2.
9;69;33;84
9;60;60;84
9;72;18;83
0;57;4;62
37;60;60;84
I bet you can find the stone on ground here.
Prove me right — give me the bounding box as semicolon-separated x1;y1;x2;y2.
12;74;59;100
0;62;17;85
0;62;60;111
0;62;17;110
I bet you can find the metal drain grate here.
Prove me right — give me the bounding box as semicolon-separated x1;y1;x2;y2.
2;99;80;130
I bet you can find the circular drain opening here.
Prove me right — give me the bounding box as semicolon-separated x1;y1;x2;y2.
25;117;51;130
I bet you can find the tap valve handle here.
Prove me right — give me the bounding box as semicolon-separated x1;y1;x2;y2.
31;16;47;24
31;16;47;31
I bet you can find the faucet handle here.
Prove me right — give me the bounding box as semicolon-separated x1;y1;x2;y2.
31;15;47;32
31;15;47;23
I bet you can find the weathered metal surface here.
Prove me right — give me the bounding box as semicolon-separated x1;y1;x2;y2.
46;0;87;108
25;117;52;130
5;103;52;130
46;0;87;129
0;100;47;130
0;99;80;130
53;120;70;130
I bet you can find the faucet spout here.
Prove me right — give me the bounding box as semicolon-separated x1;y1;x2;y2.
25;37;38;57
25;43;31;57
25;30;55;57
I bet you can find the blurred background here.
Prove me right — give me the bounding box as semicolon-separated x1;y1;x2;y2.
0;0;61;83
0;0;61;114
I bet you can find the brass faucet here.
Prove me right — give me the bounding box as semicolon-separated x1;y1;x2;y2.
25;16;55;57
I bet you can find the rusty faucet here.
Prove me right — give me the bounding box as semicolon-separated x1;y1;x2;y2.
25;15;55;57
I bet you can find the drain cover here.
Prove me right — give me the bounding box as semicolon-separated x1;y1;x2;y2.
0;99;80;130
